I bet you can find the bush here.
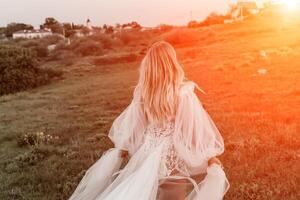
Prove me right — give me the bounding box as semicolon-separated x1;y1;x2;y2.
188;20;200;28
19;39;49;58
17;132;57;147
0;45;62;95
164;29;200;46
157;24;174;32
69;38;104;57
53;40;70;51
93;53;138;65
187;13;231;28
41;35;64;45
198;12;230;27
40;67;63;79
74;40;103;57
12;35;63;59
163;28;216;46
115;30;153;45
88;33;122;49
32;45;49;57
19;40;40;48
48;49;76;66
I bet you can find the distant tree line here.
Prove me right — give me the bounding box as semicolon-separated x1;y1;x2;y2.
188;12;232;28
0;17;143;39
2;23;34;37
187;4;254;28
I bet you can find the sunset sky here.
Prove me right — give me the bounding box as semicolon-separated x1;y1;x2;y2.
0;0;236;27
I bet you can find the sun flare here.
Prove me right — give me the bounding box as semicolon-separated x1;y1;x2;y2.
281;0;300;10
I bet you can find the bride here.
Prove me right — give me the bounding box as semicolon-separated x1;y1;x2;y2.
69;41;229;200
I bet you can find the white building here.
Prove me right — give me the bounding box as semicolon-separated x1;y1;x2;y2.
237;0;266;9
13;29;53;39
234;0;266;19
86;18;92;30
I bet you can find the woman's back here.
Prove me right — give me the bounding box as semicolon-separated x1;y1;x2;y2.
69;42;229;200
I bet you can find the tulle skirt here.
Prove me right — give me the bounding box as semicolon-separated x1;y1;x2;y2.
69;140;229;200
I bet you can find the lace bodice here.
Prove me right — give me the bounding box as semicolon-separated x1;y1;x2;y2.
143;121;189;177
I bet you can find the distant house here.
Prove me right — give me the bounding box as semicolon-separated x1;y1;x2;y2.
227;0;266;21
12;29;52;39
237;0;266;12
223;0;267;24
238;0;264;9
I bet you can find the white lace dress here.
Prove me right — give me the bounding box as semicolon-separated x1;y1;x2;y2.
69;81;229;200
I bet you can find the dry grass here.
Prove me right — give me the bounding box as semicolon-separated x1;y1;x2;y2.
0;11;300;200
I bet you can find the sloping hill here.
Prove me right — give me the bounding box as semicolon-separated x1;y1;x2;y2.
0;9;299;199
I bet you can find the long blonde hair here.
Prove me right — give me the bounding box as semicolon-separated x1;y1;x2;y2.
136;41;185;125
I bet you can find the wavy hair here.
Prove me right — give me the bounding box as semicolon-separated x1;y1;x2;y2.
135;41;185;125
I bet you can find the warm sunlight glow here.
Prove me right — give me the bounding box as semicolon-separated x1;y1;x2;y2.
281;0;300;11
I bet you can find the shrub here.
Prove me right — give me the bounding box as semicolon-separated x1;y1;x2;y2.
88;33;121;49
47;49;76;66
157;24;174;32
74;40;103;57
32;45;49;57
188;20;200;28
115;30;153;45
69;38;104;57
164;29;200;46
12;147;47;167
19;40;40;48
198;12;230;27
41;35;64;45
116;32;138;45
0;45;62;95
40;67;63;79
17;132;58;147
92;53;138;65
19;39;49;58
163;28;217;46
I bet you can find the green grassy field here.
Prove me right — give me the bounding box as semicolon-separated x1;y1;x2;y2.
0;13;300;199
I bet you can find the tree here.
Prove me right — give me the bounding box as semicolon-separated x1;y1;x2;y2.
187;20;200;28
40;17;63;34
72;24;84;30
198;12;229;27
157;24;173;32
63;23;72;30
105;26;114;34
115;23;121;29
63;23;75;37
81;27;91;35
5;23;33;37
130;21;142;29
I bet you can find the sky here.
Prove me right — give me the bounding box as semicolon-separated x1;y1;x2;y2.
0;0;236;28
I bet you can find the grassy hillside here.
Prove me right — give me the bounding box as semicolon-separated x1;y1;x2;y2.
0;11;299;199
